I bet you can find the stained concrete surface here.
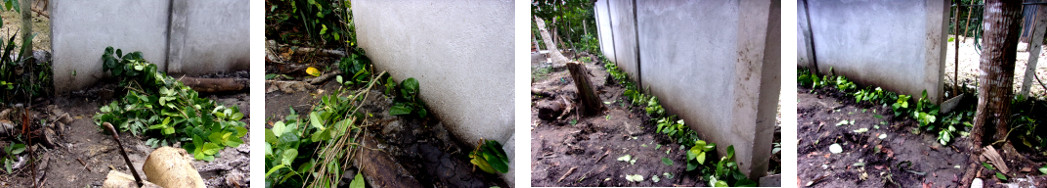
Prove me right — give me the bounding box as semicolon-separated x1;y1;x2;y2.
797;0;948;103
352;0;515;183
594;0;780;178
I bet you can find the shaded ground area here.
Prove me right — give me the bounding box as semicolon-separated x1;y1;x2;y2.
265;53;508;187
531;53;789;186
530;59;701;186
798;85;1047;187
0;71;250;187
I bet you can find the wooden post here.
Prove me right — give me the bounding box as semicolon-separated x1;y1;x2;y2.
20;0;31;50
566;61;603;116
953;4;960;95
1021;5;1047;97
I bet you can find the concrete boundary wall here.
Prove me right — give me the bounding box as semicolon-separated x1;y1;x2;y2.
797;0;948;103
595;0;781;178
352;0;515;183
51;0;250;92
595;0;616;63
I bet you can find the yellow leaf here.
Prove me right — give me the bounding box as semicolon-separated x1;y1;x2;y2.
306;67;322;77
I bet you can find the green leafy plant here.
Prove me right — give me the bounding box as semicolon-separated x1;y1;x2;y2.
287;0;353;46
892;94;911;116
656;117;686;140
389;77;428;118
686;139;715;171
982;162;1008;181
2;143;24;173
835;76;856;91
469;139;510;174
338;52;372;86
709;146;757;187
0;32;47;105
645;96;665;116
93;47;247;161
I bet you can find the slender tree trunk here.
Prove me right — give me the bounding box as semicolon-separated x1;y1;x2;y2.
20;0;31;50
964;0;1022;185
535;16;569;64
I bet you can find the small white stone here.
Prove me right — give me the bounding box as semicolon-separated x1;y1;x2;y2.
829;143;843;154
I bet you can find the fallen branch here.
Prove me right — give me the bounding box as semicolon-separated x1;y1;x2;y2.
305;70;342;85
557;167;577;183
266;80;315;93
294;47;347;57
178;77;249;93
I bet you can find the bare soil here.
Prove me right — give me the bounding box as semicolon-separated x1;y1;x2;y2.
0;71;250;188
797;85;1047;187
946;35;1047;98
0;2;51;51
530;59;701;187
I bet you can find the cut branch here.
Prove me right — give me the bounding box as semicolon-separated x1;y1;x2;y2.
178;77;249;93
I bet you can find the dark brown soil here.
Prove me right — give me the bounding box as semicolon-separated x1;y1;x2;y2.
0;72;250;188
798;86;970;187
530;60;707;187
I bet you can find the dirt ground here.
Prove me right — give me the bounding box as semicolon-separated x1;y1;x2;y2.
946;35;1047;98
530;60;701;187
0;72;250;187
530;55;781;186
0;2;51;51
265;55;508;187
797;85;1047;187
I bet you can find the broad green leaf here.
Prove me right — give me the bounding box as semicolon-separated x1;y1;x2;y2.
349;172;365;188
272;121;287;136
309;112;324;130
389;102;413;116
281;149;298;166
697;152;707;165
661;157;673;166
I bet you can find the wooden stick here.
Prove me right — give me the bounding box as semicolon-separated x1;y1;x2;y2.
178;77;249;93
954;4;961;95
103;122;142;187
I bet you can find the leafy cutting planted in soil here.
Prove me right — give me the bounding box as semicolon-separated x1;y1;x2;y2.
470;139;510;174
388;77;427;118
265;69;386;187
93;47;247;161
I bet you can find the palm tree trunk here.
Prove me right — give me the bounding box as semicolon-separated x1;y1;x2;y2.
964;0;1022;186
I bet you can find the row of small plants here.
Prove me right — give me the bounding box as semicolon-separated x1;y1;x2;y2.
797;67;972;146
601;55;755;186
93;47;247;161
799;67;1047;179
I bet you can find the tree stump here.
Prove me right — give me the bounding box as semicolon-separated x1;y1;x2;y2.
566;61;603;116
